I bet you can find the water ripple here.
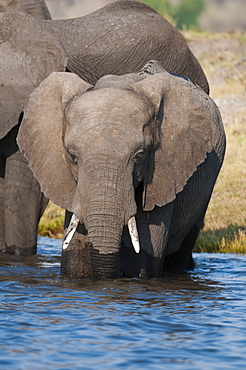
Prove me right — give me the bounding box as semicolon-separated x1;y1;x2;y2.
0;238;246;369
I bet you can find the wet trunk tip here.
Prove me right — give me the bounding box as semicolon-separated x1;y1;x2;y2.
90;247;119;280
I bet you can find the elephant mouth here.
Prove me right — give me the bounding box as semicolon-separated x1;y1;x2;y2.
62;213;140;254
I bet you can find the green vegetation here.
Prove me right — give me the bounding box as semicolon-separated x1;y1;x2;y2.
140;0;172;18
38;31;246;254
195;226;246;254
38;202;65;239
141;0;206;30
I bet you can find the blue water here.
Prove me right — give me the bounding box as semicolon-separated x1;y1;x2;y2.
0;236;246;369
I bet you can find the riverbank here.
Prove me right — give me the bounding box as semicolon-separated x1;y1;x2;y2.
186;31;246;252
38;31;246;253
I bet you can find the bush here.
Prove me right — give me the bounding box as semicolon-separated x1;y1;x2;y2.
141;0;206;30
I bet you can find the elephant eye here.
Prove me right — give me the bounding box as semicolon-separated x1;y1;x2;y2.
133;150;144;164
71;154;78;165
67;150;78;166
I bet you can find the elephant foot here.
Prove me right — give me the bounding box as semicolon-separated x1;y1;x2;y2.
119;241;164;278
162;251;195;272
5;244;37;256
162;225;200;272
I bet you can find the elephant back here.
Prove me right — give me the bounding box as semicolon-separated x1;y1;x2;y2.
42;0;209;94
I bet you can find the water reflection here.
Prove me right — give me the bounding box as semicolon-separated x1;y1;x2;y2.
0;236;246;369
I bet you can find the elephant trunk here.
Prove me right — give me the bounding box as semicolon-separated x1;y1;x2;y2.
71;158;137;279
85;202;124;280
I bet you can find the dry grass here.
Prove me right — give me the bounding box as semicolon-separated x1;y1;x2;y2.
189;31;246;253
194;121;246;253
38;31;246;253
195;227;246;254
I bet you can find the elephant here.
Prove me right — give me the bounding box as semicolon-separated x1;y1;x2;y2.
1;0;209;94
17;61;226;279
0;0;51;19
0;11;67;253
38;0;210;94
0;0;209;257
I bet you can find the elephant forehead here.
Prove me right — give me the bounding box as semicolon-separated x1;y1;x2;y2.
67;117;145;155
66;88;153;126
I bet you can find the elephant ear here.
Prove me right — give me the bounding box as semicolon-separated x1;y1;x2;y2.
0;0;52;19
17;72;93;210
132;72;222;211
0;11;67;139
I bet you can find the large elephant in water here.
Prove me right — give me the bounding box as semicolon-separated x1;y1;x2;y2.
0;8;66;254
0;0;209;257
17;61;226;279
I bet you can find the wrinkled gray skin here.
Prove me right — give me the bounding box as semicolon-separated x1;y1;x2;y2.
0;0;210;93
17;61;226;279
0;0;209;258
41;0;209;94
0;0;51;19
0;11;67;253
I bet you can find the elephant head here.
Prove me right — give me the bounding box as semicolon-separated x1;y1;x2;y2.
17;63;224;279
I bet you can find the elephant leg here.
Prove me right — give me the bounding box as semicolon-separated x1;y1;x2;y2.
4;150;48;256
120;202;174;278
0;177;5;252
61;211;92;277
162;223;202;272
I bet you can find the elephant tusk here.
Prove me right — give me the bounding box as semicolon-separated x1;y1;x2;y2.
127;216;140;253
62;214;80;250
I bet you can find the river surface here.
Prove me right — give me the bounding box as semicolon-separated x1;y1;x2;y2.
0;236;246;370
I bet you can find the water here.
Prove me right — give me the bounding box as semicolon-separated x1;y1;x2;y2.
0;237;246;370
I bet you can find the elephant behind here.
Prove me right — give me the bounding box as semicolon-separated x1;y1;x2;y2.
17;61;226;279
0;0;209;94
0;10;67;253
41;0;209;94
